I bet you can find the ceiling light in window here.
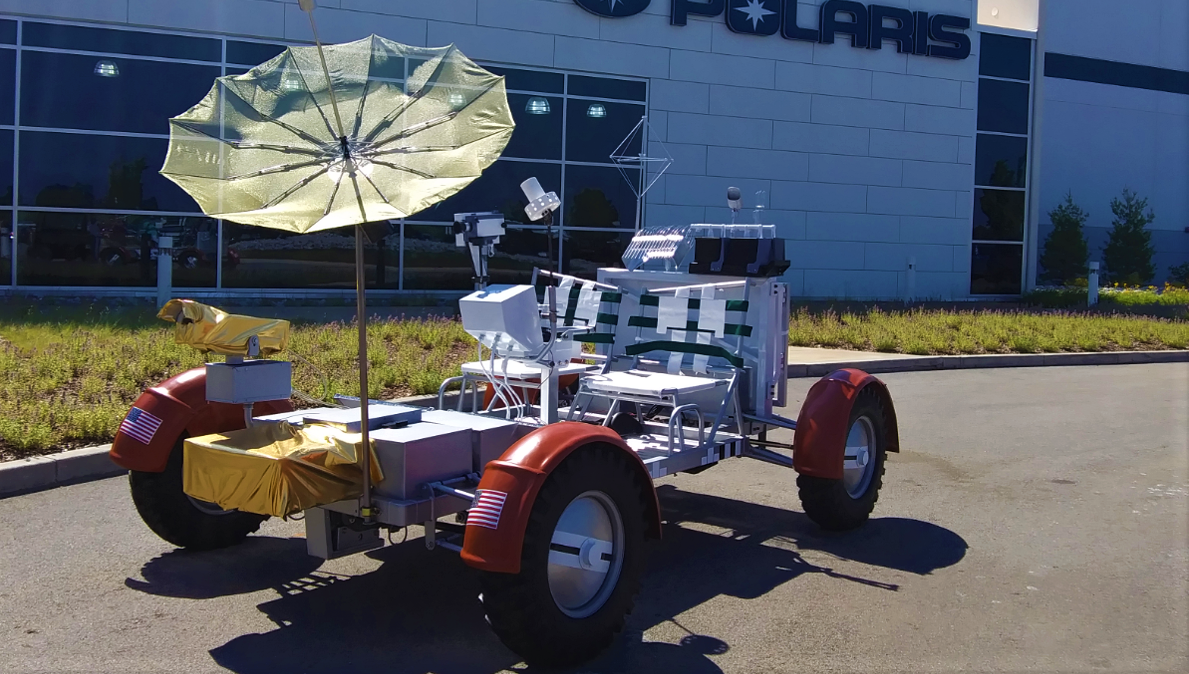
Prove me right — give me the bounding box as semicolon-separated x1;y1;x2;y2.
525;97;551;115
94;60;119;78
586;103;607;118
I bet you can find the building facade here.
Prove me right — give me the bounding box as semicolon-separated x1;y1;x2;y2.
0;0;1184;299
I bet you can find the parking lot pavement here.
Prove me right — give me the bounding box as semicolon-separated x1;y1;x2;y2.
1;364;1186;674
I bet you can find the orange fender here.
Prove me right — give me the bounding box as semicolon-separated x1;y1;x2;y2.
793;369;899;480
109;367;293;473
461;422;662;574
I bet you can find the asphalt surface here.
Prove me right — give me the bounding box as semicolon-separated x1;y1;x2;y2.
1;364;1186;674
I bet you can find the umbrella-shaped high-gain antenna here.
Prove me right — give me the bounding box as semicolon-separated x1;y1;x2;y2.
298;0;381;519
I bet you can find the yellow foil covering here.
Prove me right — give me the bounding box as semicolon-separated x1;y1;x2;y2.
158;299;290;357
183;421;384;518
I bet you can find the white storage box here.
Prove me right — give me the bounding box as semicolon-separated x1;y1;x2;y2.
205;360;292;404
421;409;536;473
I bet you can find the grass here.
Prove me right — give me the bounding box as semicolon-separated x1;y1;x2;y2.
2;303;1188;459
0;306;473;460
1024;284;1189;310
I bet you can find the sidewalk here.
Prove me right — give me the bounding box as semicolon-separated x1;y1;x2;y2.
786;345;1189;377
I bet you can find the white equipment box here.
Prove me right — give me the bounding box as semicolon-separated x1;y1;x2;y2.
458;284;544;357
422;409;536;473
205;360;292;404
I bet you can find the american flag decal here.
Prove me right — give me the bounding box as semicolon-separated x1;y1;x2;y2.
119;407;163;445
467;489;508;530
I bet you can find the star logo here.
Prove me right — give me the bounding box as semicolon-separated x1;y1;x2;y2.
734;0;775;30
573;0;651;18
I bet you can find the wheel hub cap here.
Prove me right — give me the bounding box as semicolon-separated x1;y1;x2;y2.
842;417;876;499
547;491;624;618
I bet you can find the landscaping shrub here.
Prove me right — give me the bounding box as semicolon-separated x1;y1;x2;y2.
1039;192;1089;284
1102;188;1156;285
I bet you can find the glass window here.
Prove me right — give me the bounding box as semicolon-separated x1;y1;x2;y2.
0;21;15;45
974;134;1027;188
972;188;1025;242
227;40;288;67
222;224;375;289
416;160;561;224
486;66;564;94
976;78;1030;134
21;51;221;134
565;165;638;229
22;22;221;62
0;211;11;284
402;223;474;290
0;48;13;125
14;212;216;287
970;243;1022;295
562;229;633;276
19;131;200;212
566;101;645;164
568;75;647;102
502;93;562;160
979;33;1032;81
0;130;11;205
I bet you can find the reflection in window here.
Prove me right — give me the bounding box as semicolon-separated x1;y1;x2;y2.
420;161;561;224
569;74;647;102
972;189;1025;242
0;211;11;285
566;100;645;164
223;222;411;290
15;212;216;287
22;22;222;61
976;78;1030;134
974;134;1027;188
486;66;564;94
970;243;1023;295
0;131;11;205
565;165;638;229
21;52;222;135
563;229;633;276
0;48;13;125
979;33;1032;81
505;94;562;160
19;132;200;212
227;40;288;67
402;224;474;290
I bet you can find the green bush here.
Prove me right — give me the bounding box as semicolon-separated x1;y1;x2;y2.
1102;188;1156;284
1168;261;1189;287
1039;192;1090;284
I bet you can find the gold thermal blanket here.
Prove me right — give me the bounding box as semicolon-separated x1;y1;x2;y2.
183;421;383;518
158;299;290;357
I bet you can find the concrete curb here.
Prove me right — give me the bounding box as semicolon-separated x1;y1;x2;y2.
0;445;124;498
3;351;1187;499
787;349;1189;378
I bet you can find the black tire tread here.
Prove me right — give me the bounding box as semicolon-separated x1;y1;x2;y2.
479;444;652;667
797;387;888;531
129;437;266;550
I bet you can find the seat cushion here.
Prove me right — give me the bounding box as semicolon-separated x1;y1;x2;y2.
461;359;590;379
583;370;723;397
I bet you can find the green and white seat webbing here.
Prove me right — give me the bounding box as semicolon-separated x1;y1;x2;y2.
535;271;622;346
626;288;751;372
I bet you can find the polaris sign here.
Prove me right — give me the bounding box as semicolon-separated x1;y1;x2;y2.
574;0;971;60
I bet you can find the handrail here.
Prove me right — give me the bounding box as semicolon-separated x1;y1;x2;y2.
667;404;705;456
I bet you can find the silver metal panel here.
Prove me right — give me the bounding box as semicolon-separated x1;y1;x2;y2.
370;423;473;501
421;409;537;473
303;404;423;432
205;360;292;404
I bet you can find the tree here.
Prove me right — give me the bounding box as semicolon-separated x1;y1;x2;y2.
1102;188;1156;285
1038;192;1089;285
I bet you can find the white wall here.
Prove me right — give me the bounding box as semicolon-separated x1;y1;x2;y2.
1038;0;1189;280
